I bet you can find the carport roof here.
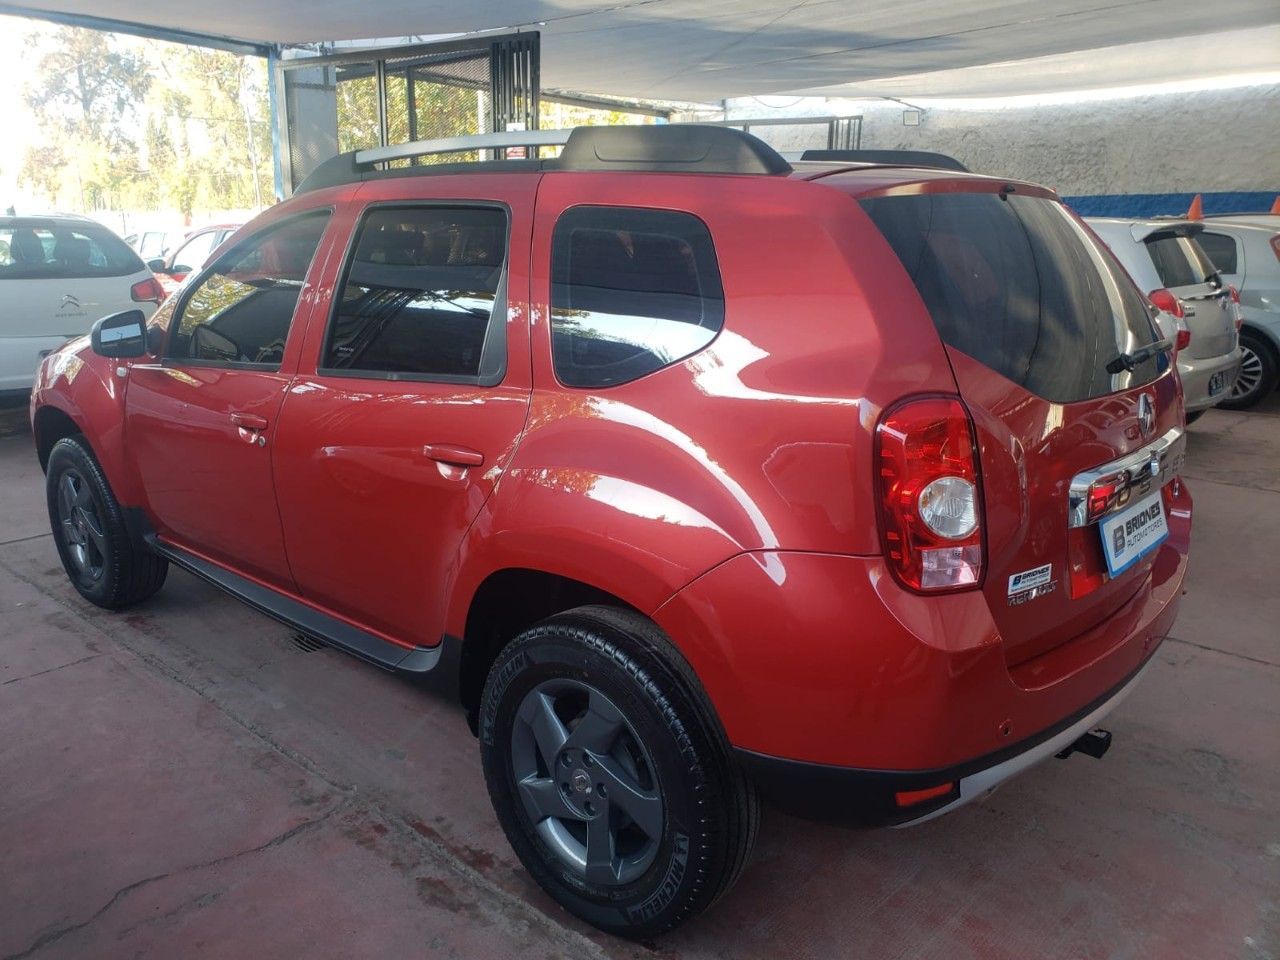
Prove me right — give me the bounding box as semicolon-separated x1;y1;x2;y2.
3;0;1279;101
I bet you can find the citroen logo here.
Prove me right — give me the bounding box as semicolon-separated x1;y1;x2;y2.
1137;394;1155;437
59;294;81;310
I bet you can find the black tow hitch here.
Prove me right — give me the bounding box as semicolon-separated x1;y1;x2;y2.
1055;728;1113;760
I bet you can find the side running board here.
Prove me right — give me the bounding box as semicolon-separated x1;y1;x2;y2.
148;539;442;674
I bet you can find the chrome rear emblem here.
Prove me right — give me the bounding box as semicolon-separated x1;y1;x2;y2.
59;294;81;310
1137;395;1154;438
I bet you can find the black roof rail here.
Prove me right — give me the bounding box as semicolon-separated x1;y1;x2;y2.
294;124;792;194
799;149;968;172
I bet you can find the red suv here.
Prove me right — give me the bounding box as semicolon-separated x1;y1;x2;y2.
29;126;1191;938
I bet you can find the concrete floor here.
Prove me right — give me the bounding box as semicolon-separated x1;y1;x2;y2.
1;394;1277;960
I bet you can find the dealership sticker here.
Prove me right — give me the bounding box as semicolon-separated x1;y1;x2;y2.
1008;563;1052;597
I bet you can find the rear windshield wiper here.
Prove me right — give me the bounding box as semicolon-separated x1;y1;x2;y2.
1105;337;1173;375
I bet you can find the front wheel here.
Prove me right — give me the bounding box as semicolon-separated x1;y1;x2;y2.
46;436;168;609
478;606;758;939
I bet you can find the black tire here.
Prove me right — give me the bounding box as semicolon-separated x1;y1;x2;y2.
46;436;168;609
1185;410;1205;425
1219;330;1277;410
478;605;758;939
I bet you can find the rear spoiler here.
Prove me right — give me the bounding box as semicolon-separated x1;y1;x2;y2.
799;149;968;172
1129;219;1204;243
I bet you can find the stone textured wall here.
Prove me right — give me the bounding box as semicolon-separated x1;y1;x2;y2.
723;85;1280;197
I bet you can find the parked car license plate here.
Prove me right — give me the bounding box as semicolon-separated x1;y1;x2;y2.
1207;370;1229;396
1099;491;1169;576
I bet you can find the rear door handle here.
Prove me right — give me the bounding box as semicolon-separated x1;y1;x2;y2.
230;412;269;430
423;444;484;467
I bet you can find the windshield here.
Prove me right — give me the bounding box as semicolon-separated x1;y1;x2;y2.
860;192;1164;403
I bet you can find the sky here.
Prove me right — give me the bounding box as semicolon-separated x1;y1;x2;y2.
0;17;47;208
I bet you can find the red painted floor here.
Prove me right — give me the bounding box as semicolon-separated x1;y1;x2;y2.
1;397;1277;960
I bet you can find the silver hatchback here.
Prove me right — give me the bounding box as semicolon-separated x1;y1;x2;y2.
1087;218;1241;421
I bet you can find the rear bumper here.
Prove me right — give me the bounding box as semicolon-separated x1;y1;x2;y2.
0;336;74;392
654;480;1191;827
1180;348;1242;412
736;655;1154;826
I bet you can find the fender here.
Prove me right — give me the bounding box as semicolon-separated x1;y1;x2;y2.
31;339;147;506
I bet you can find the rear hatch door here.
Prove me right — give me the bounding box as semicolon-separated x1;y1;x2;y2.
1139;225;1235;359
861;185;1183;667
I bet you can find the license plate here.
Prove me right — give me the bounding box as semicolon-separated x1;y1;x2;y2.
1099;491;1169;577
1208;371;1228;396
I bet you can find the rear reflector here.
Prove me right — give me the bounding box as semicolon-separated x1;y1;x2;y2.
1148;288;1183;319
876;396;985;593
895;783;956;807
131;277;165;305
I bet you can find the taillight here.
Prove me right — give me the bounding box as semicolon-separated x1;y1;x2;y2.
1176;326;1192;352
1270;235;1280;263
1229;285;1243;331
876;396;984;593
131;277;165;305
1148;288;1183;319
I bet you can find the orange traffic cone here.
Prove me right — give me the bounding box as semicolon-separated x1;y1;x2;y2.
1269;195;1280;215
1185;194;1204;220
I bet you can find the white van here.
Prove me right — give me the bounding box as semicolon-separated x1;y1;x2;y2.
0;215;162;393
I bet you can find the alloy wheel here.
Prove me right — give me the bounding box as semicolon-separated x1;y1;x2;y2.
56;469;107;582
1228;344;1264;402
510;678;664;886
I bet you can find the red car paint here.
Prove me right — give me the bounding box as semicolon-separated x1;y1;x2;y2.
29;160;1190;797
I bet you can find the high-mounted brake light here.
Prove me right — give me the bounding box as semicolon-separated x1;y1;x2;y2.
876;397;984;593
1148;288;1183;319
131;277;165;305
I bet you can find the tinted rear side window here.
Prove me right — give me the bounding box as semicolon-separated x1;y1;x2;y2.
1145;234;1218;288
0;222;143;280
322;206;508;382
860;193;1162;403
551;206;724;388
1195;232;1238;275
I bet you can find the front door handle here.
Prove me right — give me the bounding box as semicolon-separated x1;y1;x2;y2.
423;443;484;468
230;412;268;430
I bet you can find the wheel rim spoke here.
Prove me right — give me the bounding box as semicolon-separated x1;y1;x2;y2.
517;691;569;770
58;474;77;521
518;775;576;822
584;809;618;884
564;692;623;755
594;756;663;839
78;507;107;557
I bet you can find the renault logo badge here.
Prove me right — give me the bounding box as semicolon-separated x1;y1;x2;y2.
1137;395;1155;437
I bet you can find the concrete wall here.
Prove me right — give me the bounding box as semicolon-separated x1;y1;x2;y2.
723;83;1280;213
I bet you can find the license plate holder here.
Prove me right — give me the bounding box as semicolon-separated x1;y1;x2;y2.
1099;491;1169;577
1208;371;1228;396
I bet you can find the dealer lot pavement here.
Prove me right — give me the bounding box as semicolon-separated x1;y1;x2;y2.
1;397;1277;960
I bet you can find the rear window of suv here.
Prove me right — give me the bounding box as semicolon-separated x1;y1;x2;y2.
0;221;143;280
860;192;1163;403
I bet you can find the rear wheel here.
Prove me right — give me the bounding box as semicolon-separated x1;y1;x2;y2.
478;605;757;939
1220;331;1277;410
46;437;167;609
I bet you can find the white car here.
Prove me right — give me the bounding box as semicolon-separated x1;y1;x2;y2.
1086;217;1241;422
0;215;163;393
1195;214;1280;408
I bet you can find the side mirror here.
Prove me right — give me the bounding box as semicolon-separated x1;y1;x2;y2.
146;258;168;273
90;310;148;359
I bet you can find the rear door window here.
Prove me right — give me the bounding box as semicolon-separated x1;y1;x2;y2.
1196;232;1238;275
1144;234;1218;288
321;205;508;383
861;192;1162;403
550;206;724;388
0;222;143;279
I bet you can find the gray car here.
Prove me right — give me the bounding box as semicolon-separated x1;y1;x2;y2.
1194;215;1279;409
1087;217;1241;422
